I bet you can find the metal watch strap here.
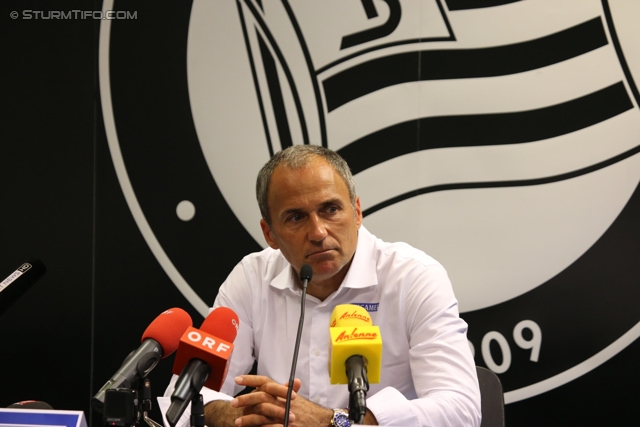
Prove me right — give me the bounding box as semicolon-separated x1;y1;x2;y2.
331;408;351;427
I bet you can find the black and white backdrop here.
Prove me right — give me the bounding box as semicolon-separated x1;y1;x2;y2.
2;1;639;426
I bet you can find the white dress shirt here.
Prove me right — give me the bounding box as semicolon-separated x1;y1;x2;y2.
161;226;481;427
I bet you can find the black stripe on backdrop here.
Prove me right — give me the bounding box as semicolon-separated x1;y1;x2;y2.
237;1;275;157
323;18;608;111
240;0;311;147
362;142;640;217
339;82;633;176
445;0;523;11
258;36;295;149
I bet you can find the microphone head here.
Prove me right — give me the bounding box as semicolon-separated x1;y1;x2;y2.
172;307;240;392
299;264;313;282
141;307;193;357
329;304;382;385
330;304;372;327
200;306;239;343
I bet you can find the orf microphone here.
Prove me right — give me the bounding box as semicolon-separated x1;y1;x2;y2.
0;259;46;318
329;304;382;424
92;308;193;411
166;306;239;427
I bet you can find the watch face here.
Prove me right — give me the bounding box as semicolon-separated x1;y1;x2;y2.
333;410;351;427
100;0;640;406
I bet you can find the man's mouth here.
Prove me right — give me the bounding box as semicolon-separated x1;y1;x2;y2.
307;248;335;258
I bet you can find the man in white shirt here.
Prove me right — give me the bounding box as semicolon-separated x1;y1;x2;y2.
163;145;481;426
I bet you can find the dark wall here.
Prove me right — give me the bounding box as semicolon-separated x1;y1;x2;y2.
1;0;96;413
1;1;639;426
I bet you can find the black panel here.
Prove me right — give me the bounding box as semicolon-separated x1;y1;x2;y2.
107;1;261;309
0;0;96;414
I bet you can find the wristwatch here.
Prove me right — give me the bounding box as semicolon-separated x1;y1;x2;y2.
331;408;351;427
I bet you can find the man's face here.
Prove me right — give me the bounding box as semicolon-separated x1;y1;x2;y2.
260;157;362;287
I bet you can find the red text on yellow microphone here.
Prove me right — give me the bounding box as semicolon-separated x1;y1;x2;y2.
330;304;373;327
329;304;382;384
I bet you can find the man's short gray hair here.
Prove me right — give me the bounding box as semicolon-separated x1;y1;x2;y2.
256;145;357;225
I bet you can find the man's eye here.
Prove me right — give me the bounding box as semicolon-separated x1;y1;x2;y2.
327;206;339;214
288;214;303;223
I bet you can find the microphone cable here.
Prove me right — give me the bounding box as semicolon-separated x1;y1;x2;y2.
283;264;313;427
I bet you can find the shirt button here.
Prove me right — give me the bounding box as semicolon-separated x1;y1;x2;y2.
313;348;321;356
312;395;320;403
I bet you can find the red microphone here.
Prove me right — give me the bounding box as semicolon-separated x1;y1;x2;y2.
166;307;239;426
93;308;193;411
143;308;195;355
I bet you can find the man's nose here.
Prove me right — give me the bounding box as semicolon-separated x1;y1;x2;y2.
307;213;328;242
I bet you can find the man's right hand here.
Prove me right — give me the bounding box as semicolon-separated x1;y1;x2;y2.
204;375;299;427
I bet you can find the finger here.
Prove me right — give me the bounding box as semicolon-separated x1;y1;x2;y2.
234;413;278;426
234;375;275;388
232;392;276;409
232;387;295;409
235;405;296;426
257;381;297;400
232;377;297;406
282;378;302;396
236;416;295;427
262;422;294;427
291;378;302;393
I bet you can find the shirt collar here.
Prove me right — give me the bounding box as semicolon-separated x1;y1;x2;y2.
270;263;298;291
341;225;378;289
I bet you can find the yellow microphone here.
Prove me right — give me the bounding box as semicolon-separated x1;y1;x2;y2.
329;304;382;424
329;303;373;328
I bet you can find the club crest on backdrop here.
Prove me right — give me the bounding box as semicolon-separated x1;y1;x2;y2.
99;0;640;404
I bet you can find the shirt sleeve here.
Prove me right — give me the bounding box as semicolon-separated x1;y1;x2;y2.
367;263;482;427
212;261;259;397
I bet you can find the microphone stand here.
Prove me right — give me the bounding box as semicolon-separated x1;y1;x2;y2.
190;394;206;427
141;379;164;427
101;377;165;427
102;387;139;427
283;265;313;427
346;355;369;425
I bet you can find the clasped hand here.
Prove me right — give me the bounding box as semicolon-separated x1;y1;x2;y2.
230;375;332;427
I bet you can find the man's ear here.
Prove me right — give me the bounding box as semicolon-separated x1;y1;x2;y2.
260;218;279;249
354;196;363;228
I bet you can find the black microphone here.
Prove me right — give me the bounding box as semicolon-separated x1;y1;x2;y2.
283;264;313;427
346;355;369;424
92;308;193;412
0;258;46;317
